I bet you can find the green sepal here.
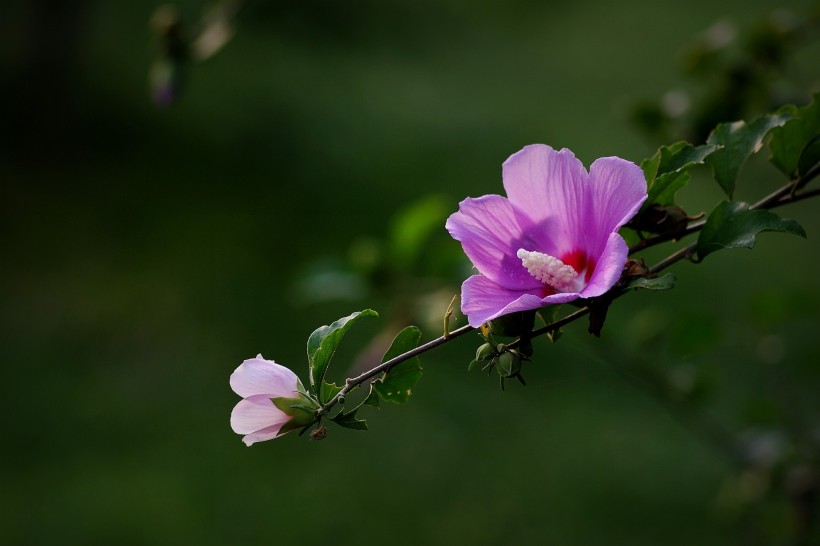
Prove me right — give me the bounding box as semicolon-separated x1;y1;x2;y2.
768;93;819;179
696;201;806;260
627;273;676;291
270;396;319;435
319;381;343;405
307;309;378;393
705;112;792;198
372;326;423;404
271;397;318;419
331;410;368;431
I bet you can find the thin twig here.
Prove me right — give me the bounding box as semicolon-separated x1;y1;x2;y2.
628;165;820;255
318;177;818;416
317;323;475;416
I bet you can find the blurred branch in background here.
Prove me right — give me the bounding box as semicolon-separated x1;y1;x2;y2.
149;1;240;106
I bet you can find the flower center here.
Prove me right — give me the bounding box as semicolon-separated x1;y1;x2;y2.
517;249;579;292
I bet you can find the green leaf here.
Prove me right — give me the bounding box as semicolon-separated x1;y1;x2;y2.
696;201;806;260
705;112;792;198
307;309;378;392
627;273;676;291
331;410;368;431
641;141;719;208
769;94;820;178
648;172;690;209
319;381;343;405
373;326;423;404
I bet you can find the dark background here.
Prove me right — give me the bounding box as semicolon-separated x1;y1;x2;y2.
2;1;819;544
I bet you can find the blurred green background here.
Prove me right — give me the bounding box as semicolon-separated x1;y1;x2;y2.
2;1;820;544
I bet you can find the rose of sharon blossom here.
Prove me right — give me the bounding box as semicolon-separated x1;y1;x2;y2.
446;144;647;327
230;355;313;446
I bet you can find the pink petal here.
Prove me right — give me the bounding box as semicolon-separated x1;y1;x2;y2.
241;425;284;446
580;233;628;298
446;195;541;290
502;145;589;256
230;355;299;398
460;274;578;327
585;157;647;257
230;395;290;435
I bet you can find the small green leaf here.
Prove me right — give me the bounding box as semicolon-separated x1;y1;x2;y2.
307;309;378;392
332;410;368;431
648;172;690;209
373;326;423;404
769;94;819;178
641;142;719;209
705;112;792;198
696;201;806;260
627;273;676;291
319;381;343;405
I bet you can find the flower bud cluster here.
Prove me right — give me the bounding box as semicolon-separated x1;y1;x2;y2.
471;341;531;390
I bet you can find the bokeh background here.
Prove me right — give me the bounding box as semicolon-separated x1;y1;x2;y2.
2;1;820;544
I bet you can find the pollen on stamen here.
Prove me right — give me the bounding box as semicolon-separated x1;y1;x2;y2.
517;249;578;291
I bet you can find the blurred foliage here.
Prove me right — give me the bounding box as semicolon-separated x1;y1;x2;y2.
1;1;820;545
630;7;820;144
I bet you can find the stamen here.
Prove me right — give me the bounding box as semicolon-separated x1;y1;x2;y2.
517;249;578;291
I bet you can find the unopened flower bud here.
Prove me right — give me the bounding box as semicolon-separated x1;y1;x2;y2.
476;342;496;362
496;351;522;378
